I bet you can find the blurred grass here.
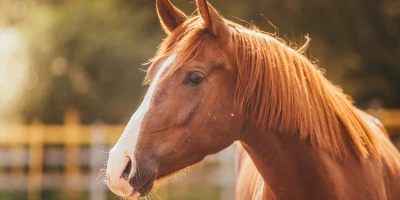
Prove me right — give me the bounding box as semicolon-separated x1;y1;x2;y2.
0;186;220;200
164;185;220;200
0;191;27;200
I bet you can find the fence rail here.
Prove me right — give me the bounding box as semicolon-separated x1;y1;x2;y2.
0;108;399;200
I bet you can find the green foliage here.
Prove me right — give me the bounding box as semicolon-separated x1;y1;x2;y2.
2;0;399;123
17;0;165;123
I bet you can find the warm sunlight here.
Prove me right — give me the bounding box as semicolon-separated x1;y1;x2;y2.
0;27;29;119
0;0;399;199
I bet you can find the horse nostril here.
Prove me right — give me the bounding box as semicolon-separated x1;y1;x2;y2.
121;158;132;181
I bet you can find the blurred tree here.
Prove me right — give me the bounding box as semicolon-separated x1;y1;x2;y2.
17;0;166;123
3;0;398;123
217;0;400;108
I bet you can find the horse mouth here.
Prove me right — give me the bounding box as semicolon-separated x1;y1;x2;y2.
129;172;156;198
136;177;155;197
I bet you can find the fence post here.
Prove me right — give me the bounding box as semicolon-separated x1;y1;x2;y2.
218;145;236;200
64;108;81;198
28;119;44;200
90;121;107;200
10;125;25;191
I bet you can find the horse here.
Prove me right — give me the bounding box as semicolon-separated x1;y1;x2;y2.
106;0;400;199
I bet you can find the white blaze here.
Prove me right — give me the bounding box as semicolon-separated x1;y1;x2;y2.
107;55;176;196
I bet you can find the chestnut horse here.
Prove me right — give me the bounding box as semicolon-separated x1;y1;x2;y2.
106;0;400;199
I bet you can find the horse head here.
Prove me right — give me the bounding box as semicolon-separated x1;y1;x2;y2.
106;0;243;198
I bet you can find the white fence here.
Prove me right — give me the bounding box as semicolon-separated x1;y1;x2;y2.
0;109;237;200
1;108;400;199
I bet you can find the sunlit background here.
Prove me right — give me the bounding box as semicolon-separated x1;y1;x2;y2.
0;0;399;199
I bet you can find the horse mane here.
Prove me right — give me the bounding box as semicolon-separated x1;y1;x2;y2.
149;16;380;159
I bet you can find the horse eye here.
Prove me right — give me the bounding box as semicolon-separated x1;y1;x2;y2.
185;72;204;85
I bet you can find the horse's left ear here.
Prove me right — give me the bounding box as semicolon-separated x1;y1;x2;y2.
157;0;188;34
196;0;231;40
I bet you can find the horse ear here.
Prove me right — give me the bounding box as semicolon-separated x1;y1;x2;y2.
157;0;188;34
196;0;230;39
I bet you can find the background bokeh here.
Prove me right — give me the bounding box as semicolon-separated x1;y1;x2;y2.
0;0;399;199
1;0;399;124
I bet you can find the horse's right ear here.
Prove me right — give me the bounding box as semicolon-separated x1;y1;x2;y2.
157;0;188;34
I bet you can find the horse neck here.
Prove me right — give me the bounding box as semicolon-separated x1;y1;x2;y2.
239;124;352;199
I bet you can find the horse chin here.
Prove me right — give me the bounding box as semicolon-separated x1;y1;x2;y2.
134;161;203;197
128;173;164;199
129;172;156;198
137;177;155;197
126;192;141;200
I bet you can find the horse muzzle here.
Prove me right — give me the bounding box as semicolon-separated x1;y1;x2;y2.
106;148;139;199
107;147;158;199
